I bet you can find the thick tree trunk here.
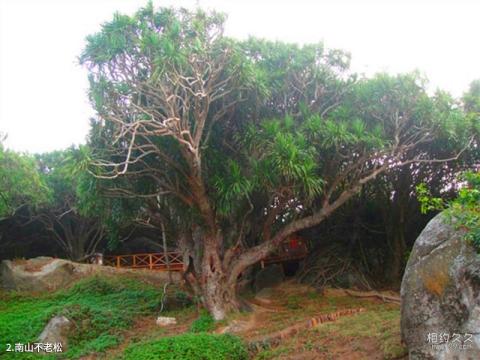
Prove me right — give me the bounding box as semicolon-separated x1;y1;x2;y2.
202;268;239;320
181;228;241;320
200;232;240;320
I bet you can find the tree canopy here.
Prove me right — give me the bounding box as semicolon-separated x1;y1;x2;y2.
0;142;50;219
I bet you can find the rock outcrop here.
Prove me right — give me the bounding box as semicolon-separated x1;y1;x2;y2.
401;212;480;359
1;257;77;292
1;256;180;292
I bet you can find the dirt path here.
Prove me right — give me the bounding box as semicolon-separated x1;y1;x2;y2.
219;282;407;360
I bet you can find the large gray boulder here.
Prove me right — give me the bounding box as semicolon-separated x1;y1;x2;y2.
401;213;480;359
0;257;77;291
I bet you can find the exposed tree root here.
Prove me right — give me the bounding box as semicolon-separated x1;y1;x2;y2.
247;307;366;352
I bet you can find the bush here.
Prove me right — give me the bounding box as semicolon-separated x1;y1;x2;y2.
189;311;215;333
123;333;248;360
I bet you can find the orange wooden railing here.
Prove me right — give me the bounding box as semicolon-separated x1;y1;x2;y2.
103;252;184;271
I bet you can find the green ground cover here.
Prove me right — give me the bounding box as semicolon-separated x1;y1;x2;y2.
0;276;164;359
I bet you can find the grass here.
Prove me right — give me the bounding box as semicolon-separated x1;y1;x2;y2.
0;275;170;359
122;333;248;360
312;303;406;359
189;311;215;333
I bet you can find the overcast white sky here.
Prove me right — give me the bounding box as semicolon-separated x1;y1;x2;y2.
1;0;479;153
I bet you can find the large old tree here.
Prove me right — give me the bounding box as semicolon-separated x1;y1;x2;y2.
80;5;477;319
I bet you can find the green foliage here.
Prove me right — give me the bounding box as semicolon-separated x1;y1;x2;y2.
81;4;238;112
123;333;248;360
417;172;480;252
242;116;324;202
239;38;350;104
463;79;480;114
213;160;253;216
189;311;215;333
449;172;480;250
0;276;163;359
37;147;101;217
36;148;82;212
416;183;445;214
0;145;50;218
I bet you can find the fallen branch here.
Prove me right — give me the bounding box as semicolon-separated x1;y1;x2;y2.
344;289;400;304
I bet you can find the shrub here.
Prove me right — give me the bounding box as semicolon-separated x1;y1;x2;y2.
189;311;215;333
123;333;248;360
